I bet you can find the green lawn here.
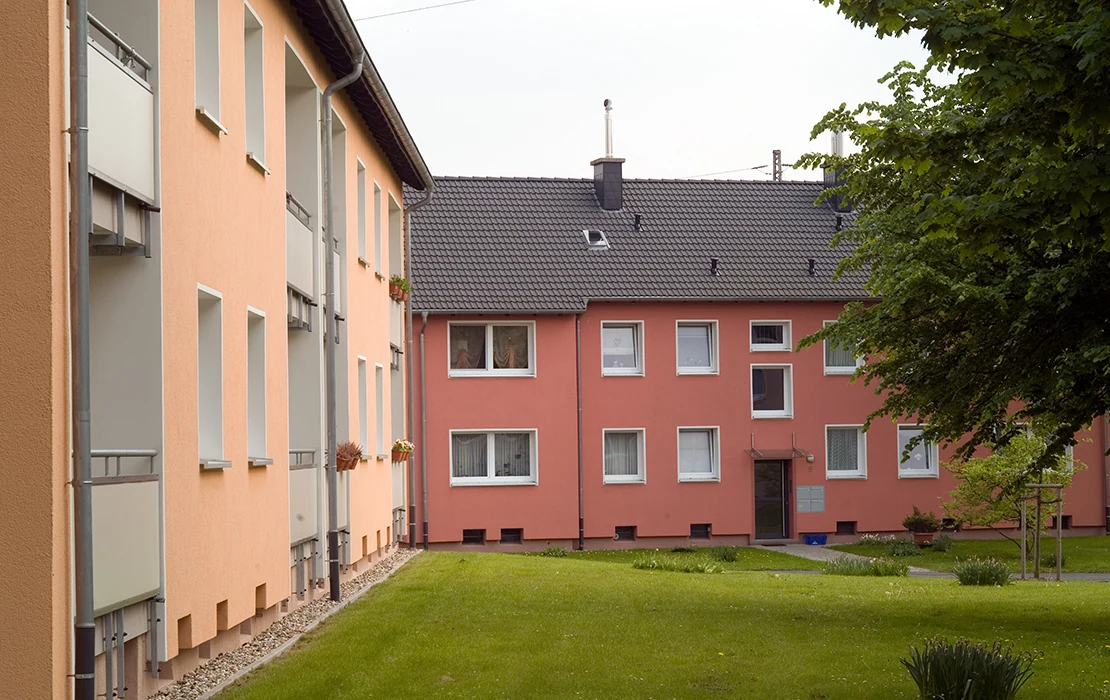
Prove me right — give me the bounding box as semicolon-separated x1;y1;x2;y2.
220;552;1110;700
543;545;823;570
831;535;1110;573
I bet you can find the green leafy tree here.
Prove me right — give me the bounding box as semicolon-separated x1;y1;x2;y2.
943;430;1084;549
794;2;1110;468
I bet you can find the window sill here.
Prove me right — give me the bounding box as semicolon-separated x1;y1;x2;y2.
246;152;269;175
247;456;273;467
602;371;645;378
196;107;228;136
752;412;793;419
200;459;232;471
448;371;536;379
450;479;538;487
677;368;718;376
603;477;646;485
750;346;791;353
374;271;385;281
678;475;720;483
357;257;368;267
824;367;859;376
826;473;867;480
376;454;388;461
360;454;371;462
898;472;939;479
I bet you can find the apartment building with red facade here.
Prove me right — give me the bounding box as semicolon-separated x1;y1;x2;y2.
405;153;1109;549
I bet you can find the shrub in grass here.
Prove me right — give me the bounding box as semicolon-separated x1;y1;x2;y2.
858;533;900;545
885;538;923;557
953;557;1011;586
670;546;698;553
902;637;1036;700
930;534;953;552
538;547;567;557
822;555;908;577
708;545;740;562
1041;552;1066;569
632;556;722;573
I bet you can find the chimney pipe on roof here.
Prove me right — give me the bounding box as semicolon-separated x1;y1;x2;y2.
808;258;816;276
592;98;625;211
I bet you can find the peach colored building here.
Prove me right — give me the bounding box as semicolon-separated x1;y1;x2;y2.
2;1;429;697
406;159;1110;550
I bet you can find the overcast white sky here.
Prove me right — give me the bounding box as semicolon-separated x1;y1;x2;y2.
350;0;930;181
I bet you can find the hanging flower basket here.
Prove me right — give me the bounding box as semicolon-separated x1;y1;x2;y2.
336;441;362;472
391;438;414;463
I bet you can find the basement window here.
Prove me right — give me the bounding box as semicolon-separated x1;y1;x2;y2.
500;528;523;545
462;529;486;545
583;229;609;249
615;525;637;542
690;523;712;540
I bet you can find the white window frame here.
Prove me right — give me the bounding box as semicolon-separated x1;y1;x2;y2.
449;429;539;486
246;306;267;462
602;428;646;484
197;284;225;464
826;424;867;479
194;0;224;129
823;320;864;375
357;357;368;455
373;182;383;275
243;3;265;167
750;320;792;352
601;320;645;377
356;160;367;263
676;320;719;375
676;426;720;483
374;363;385;457
897;424;939;479
447;321;537;377
751;364;793;419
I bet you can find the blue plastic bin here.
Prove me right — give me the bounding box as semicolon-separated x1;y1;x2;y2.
803;534;828;546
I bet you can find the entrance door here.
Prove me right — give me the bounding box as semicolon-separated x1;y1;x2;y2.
754;460;789;539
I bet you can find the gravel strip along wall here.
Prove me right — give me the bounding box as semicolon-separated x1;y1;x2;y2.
150;548;420;700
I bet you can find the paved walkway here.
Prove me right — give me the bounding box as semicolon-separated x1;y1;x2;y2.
750;543;1110;581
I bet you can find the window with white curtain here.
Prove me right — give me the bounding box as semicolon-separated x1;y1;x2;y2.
827;426;866;478
678;427;719;482
898;425;938;478
448;323;534;376
677;321;717;374
603;430;645;483
601;322;644;375
824;321;862;374
450;430;537;485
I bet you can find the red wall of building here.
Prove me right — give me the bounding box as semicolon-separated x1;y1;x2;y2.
413;303;1108;545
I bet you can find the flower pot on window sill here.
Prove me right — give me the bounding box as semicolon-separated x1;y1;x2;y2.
912;532;935;546
337;455;359;472
391;448;410;463
388;284;408;302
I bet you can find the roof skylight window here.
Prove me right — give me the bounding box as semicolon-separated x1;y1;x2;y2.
583;229;609;249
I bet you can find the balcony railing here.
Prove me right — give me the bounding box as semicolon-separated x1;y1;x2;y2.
90;450;160;615
87;15;155;203
287;193;314;298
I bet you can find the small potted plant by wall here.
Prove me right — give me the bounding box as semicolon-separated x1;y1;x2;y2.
903;506;941;546
336;441;363;472
391;438;414;463
388;275;412;302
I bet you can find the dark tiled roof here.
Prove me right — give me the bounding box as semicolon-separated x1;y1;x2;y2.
406;177;866;313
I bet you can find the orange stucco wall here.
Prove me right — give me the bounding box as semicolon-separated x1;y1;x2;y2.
0;2;72;698
159;0;404;658
414;303;1108;544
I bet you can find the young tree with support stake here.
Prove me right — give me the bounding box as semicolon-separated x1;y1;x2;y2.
794;2;1110;472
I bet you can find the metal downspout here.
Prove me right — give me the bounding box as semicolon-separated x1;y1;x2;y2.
70;1;95;697
576;314;585;550
322;56;364;602
420;312;430;549
405;188;434;547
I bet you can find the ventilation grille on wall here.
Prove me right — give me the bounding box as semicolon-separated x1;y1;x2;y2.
615;525;637;542
690;523;712;540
